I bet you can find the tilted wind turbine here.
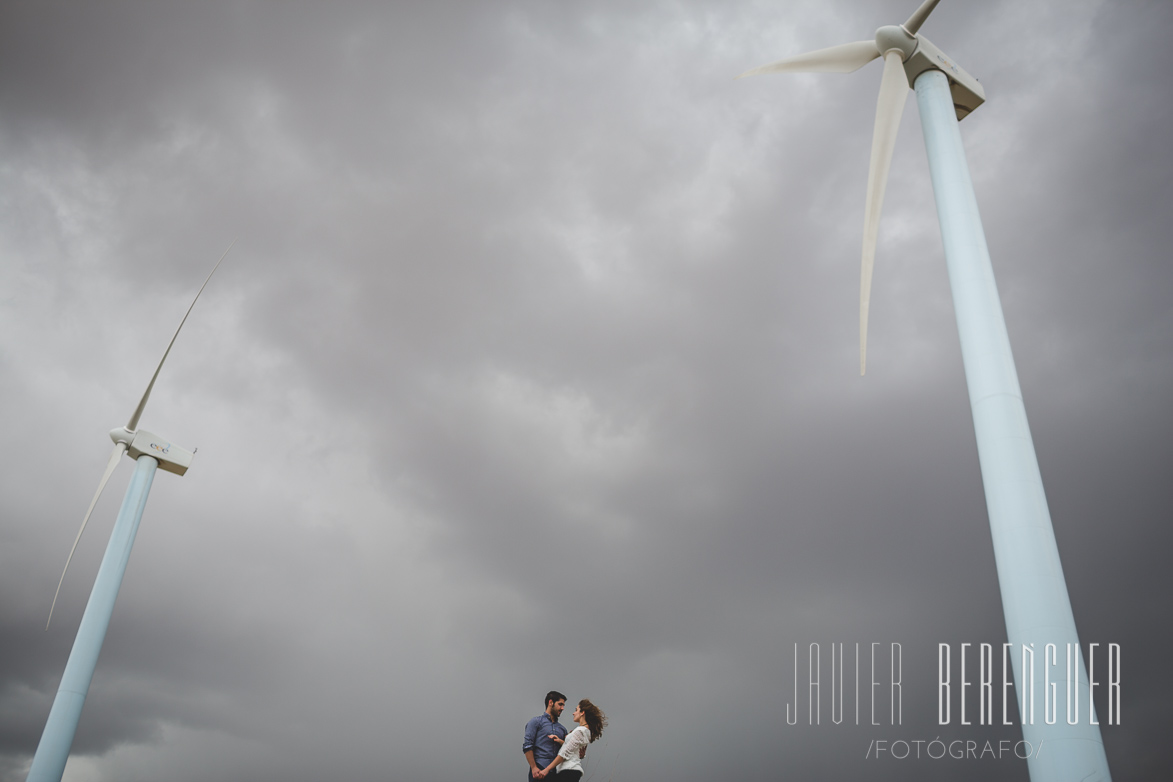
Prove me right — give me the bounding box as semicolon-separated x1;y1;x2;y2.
28;242;234;782
740;1;1111;780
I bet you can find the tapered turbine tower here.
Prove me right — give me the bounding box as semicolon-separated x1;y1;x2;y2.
739;2;1111;780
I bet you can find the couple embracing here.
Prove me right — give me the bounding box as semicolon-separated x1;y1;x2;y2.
522;690;607;782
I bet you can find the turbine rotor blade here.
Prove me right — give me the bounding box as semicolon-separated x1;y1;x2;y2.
860;51;910;376
126;239;236;432
903;0;942;35
46;442;127;629
737;40;879;78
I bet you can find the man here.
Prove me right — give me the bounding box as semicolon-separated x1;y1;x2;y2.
523;690;567;780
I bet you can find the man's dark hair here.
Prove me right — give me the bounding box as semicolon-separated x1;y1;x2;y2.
544;691;567;708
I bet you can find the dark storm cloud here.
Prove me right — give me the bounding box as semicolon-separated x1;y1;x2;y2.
1;1;1170;780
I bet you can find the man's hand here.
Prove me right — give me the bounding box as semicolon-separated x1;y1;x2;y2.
532;768;545;780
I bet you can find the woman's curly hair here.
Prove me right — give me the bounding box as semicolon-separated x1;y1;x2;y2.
578;699;607;743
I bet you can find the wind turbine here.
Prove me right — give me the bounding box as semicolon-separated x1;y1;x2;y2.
739;2;1111;780
27;242;234;782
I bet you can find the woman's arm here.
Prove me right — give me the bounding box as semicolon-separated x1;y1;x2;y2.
540;755;565;776
557;727;589;762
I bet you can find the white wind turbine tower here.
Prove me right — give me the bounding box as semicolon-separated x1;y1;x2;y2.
739;1;1111;780
27;243;234;782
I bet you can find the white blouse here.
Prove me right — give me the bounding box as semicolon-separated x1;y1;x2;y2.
557;725;590;773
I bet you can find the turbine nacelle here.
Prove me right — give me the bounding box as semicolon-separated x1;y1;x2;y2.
875;24;986;119
902;34;984;119
109;427;194;476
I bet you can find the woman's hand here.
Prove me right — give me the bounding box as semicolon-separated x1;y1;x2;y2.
548;734;563;745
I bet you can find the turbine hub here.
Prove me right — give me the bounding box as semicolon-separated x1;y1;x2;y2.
875;25;917;60
109;426;134;446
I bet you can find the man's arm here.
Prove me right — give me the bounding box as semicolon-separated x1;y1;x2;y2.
523;717;543;778
524;749;543;778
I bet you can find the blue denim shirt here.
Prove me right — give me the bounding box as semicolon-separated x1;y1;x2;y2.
523;712;567;768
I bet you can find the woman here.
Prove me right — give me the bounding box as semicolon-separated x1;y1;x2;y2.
539;699;606;781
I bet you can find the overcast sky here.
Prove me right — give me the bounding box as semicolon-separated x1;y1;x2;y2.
2;1;1170;780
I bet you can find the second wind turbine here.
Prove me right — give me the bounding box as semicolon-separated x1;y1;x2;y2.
29;242;234;782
